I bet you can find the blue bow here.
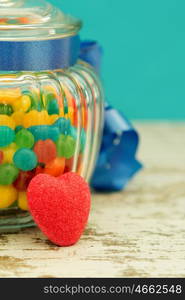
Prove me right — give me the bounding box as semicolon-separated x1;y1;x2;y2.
80;41;142;191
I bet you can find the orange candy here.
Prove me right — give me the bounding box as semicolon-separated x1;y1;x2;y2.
44;157;65;177
34;139;57;164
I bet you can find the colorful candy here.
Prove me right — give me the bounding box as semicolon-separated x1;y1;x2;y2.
0;126;15;147
80;129;86;152
34;139;57;164
0;151;3;164
13;170;35;191
13;95;31;112
0;85;88;211
0;104;13;116
0;115;15;129
15;128;35;149
13;148;38;171
18;191;29;211
28;125;59;142
0;185;18;209
2;143;17;163
0;163;19;185
23;110;50;128
44;157;65;176
56;135;76;159
54;117;71;134
47;98;59;115
12;111;25;126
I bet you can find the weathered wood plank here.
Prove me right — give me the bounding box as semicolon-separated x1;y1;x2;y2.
0;123;185;277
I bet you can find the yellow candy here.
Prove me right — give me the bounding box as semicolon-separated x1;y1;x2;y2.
23;110;50;128
68;106;75;125
3;144;17;163
13;95;31;112
0;88;21;104
59;108;65;118
0;115;16;129
18;191;29;211
11;111;25;126
0;185;18;209
49;114;59;125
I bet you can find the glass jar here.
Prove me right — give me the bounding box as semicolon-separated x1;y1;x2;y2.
0;0;104;232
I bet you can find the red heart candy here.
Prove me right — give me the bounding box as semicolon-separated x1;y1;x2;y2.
27;172;91;246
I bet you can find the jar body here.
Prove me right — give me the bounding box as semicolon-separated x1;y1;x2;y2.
0;61;104;232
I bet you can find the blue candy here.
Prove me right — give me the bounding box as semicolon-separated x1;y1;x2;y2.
80;129;86;152
54;117;71;135
28;125;60;142
69;126;77;140
13;148;37;171
0;126;15;147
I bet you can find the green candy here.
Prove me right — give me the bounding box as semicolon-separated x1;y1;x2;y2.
0;104;13;116
56;135;76;159
0;163;19;185
15;129;35;149
47;99;59;115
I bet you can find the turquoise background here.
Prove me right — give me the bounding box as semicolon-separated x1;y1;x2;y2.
50;0;185;120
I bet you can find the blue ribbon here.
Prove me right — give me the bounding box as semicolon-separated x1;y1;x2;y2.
91;105;142;191
0;35;142;191
79;41;142;191
0;35;80;71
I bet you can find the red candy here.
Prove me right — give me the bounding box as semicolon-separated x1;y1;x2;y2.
0;151;3;164
34;139;57;164
27;172;91;246
35;165;45;175
13;170;35;191
64;157;73;173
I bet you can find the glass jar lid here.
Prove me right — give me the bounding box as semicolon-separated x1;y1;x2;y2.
0;0;82;41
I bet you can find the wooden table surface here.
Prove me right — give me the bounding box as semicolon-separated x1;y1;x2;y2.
0;123;185;278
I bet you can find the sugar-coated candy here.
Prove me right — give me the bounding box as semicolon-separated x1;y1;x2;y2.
54;117;71;134
0;185;18;209
13;170;35;191
0;163;19;185
23;110;50;128
44;157;65;176
18;191;29;211
56;135;76;159
0;126;15;147
47;98;59;115
28;125;59;142
0;115;15;129
27;172;91;246
13;148;38;171
0;151;3;164
34;139;57;164
0;103;13;116
15;129;35;149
